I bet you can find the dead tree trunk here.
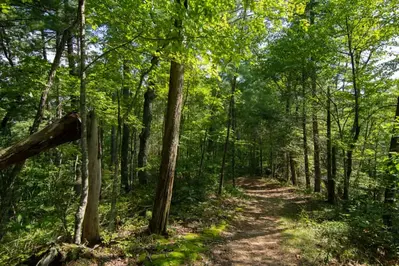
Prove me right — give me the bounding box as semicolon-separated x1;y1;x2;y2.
0;113;81;169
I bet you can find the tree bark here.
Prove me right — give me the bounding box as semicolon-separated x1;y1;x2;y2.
74;0;89;245
149;61;184;235
82;111;101;245
138;82;156;185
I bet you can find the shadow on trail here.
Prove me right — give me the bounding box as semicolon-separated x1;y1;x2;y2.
211;177;314;266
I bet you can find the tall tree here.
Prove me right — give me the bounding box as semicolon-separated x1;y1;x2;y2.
74;0;89;245
149;0;187;234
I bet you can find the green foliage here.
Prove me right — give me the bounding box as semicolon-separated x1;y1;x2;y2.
281;197;399;265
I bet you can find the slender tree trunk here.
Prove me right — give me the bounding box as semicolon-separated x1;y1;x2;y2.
302;73;310;189
312;74;321;192
31;30;69;135
259;138;263;177
121;63;130;192
383;96;399;227
331;146;337;203
231;76;237;187
82;111;101;245
343;19;361;200
285;152;290;182
149;60;184;235
110;94;117;169
74;155;81;196
218;76;236;195
138;82;156;185
307;0;321;192
327;85;335;204
121;122;130;192
109;91;121;231
289;153;297;186
198;129;208;178
74;0;88;245
41;29;47;61
130;128;137;188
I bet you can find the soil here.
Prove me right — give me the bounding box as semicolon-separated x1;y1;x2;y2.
210;177;309;266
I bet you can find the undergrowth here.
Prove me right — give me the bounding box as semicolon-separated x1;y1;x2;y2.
0;180;244;266
280;192;399;265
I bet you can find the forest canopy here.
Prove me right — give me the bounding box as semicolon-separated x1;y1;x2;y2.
0;0;399;265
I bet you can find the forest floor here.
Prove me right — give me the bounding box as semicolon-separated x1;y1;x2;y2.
57;177;366;265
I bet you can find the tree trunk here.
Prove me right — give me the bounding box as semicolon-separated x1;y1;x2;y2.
289;153;297;186
285;152;290;182
198;129;208;178
307;0;321;192
343;23;361;200
130;128;137;188
121;63;131;192
74;155;81;196
30;28;70;135
74;0;89;245
312;75;321;192
138;82;156;185
302;73;311;189
0;113;81;169
259;138;263;177
383;96;399;227
331;146;337;203
149;61;184;235
218;76;235;195
109;91;121;231
231;76;237;187
82;111;101;245
121;123;130;192
327;85;335;204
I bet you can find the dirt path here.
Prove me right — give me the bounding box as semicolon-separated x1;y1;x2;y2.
211;177;309;266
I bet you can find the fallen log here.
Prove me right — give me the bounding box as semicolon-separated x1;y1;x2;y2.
0;112;81;170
